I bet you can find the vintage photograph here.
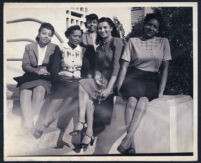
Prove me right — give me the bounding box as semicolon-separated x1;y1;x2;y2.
3;2;197;161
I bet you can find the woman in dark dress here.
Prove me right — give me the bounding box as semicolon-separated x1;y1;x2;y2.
14;23;56;131
70;17;125;150
116;13;172;154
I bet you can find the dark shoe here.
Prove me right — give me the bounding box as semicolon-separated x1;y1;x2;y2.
117;145;128;154
80;134;95;150
33;129;44;139
126;147;136;155
54;140;70;149
69;121;87;136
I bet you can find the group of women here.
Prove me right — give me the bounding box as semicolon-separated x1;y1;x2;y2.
14;12;171;154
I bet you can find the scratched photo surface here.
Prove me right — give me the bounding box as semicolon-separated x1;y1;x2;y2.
3;2;198;161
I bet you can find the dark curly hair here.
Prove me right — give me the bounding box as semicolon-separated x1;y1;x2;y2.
65;25;83;38
144;13;164;34
85;13;99;28
36;22;55;42
96;17;120;45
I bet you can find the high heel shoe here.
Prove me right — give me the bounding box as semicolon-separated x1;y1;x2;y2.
80;134;95;150
69;121;87;136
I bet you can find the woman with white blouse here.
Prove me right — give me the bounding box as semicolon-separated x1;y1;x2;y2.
116;13;172;154
14;23;56;132
33;25;86;139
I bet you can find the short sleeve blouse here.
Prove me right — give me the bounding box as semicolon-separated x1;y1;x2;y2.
95;37;124;80
121;37;172;72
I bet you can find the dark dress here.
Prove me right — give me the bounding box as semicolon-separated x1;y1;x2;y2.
79;37;125;136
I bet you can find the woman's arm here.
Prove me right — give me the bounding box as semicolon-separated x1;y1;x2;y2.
116;60;129;91
22;45;39;74
100;38;124;98
50;46;62;83
158;60;169;97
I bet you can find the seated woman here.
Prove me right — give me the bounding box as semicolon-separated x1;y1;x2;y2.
14;23;56;132
70;17;125;150
116;13;172;154
33;25;87;139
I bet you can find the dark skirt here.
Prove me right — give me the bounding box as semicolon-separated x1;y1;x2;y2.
119;67;159;101
14;73;52;94
50;75;79;99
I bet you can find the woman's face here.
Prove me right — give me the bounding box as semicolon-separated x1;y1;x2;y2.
68;30;82;47
38;28;53;45
87;19;98;32
144;18;160;38
97;21;113;39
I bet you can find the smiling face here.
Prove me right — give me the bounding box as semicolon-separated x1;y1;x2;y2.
68;30;82;47
97;21;113;39
38;28;53;45
144;18;160;39
87;19;98;32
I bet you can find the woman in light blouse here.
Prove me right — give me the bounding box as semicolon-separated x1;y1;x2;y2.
116;13;172;154
14;23;56;131
33;25;86;139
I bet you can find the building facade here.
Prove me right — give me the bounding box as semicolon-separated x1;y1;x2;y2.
66;7;88;31
131;7;154;27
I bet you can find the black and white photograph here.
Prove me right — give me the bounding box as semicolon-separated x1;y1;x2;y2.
3;2;198;161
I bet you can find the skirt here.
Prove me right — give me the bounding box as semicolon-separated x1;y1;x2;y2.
119;67;159;101
14;73;52;94
50;75;79;99
79;78;106;101
80;78;114;133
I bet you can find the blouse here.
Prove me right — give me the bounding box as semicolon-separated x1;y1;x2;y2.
121;37;172;72
95;37;124;80
58;43;84;78
37;45;47;66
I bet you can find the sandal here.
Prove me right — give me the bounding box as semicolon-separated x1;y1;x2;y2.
69;121;87;136
80;134;95;150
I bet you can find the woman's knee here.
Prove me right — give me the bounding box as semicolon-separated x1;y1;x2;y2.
137;97;149;107
127;97;137;109
33;86;46;98
20;89;32;98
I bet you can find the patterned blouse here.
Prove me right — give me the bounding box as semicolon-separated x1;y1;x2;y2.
58;43;84;78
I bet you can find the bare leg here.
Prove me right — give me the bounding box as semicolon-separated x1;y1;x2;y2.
125;97;137;129
20;89;33;129
33;98;64;139
32;86;46;124
82;99;95;144
43;98;64;127
74;84;90;130
118;97;148;150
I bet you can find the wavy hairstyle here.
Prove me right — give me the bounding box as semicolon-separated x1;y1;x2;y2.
35;22;55;42
143;13;164;35
96;17;120;45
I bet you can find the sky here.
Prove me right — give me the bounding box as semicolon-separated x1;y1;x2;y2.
4;3;132;59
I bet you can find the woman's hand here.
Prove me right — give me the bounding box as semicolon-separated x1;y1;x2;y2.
100;88;112;100
37;67;49;75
